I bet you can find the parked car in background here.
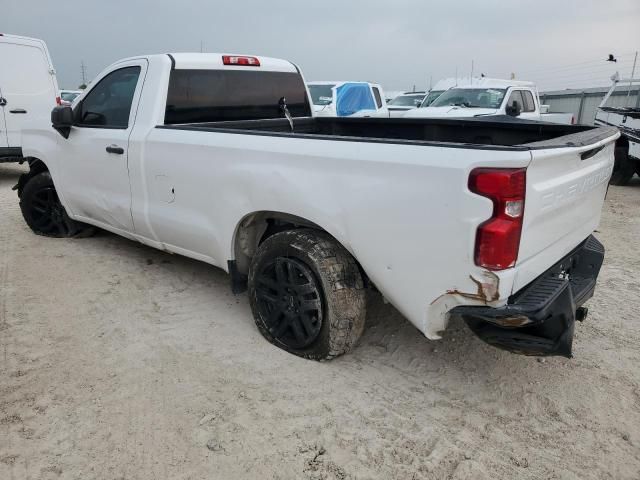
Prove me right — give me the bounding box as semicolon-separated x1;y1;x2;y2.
17;52;618;360
384;90;404;103
594;77;640;185
308;81;389;117
405;78;575;124
0;33;60;163
387;91;426;117
59;89;82;106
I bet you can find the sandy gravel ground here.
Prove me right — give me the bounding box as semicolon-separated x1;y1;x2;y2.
1;162;639;480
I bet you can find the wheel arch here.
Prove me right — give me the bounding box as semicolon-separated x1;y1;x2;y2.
230;210;368;285
232;211;326;275
16;157;51;197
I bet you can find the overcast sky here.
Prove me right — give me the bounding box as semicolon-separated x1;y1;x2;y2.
3;0;639;92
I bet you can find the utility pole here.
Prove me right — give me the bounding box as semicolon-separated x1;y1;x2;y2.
80;60;87;87
626;51;637;107
470;60;474;84
200;40;203;53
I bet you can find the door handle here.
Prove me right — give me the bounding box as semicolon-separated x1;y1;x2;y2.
106;145;124;155
9;109;27;114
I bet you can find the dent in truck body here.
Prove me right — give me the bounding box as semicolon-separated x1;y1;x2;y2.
446;271;500;303
454;235;605;357
426;270;504;339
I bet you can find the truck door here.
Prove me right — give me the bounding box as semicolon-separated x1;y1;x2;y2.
58;60;147;233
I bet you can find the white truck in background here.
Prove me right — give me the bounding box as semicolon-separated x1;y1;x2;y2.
307;81;389;117
0;33;60;162
594;77;640;185
421;77;479;108
405;78;575;124
17;52;618;361
387;91;426;117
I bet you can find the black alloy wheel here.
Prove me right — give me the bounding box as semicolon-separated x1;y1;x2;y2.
19;171;95;238
248;229;366;360
254;256;323;349
28;185;74;236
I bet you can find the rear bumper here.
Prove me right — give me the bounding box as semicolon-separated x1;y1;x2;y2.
452;235;604;357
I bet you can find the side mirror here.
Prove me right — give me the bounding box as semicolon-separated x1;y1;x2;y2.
51;105;74;138
506;100;521;117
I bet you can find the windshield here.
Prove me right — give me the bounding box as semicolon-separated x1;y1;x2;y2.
308;84;335;106
429;88;507;109
421;90;444;107
61;92;80;102
389;95;424;107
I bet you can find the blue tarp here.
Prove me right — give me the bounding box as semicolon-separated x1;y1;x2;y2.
335;83;376;116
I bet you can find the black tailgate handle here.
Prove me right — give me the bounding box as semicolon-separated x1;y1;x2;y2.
9;109;27;114
580;145;605;161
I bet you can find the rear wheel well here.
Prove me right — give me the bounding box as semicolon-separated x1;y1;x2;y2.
231;211;369;292
233;212;323;276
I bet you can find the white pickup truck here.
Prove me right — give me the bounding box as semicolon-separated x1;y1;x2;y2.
17;53;618;360
404;78;575;124
594;77;640;185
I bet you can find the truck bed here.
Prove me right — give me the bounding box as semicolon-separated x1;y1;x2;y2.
158;116;617;150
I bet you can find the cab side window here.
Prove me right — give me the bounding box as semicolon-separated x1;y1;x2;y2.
75;66;141;128
506;90;525;113
522;90;536;112
372;87;383;109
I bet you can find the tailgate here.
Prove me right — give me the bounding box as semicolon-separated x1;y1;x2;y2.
514;128;619;290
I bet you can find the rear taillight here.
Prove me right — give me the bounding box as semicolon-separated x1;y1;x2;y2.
55;96;61;105
469;168;526;270
222;55;260;66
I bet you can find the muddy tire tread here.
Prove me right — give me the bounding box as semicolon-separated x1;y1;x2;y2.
248;229;366;361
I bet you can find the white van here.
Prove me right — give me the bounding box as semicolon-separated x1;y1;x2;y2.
0;33;60;162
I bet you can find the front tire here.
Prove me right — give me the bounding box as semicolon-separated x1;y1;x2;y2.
19;171;95;238
248;229;366;360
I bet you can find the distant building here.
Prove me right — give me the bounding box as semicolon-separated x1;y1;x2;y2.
539;86;639;125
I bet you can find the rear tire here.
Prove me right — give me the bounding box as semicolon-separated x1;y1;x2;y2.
19;171;96;238
248;229;366;360
609;146;634;186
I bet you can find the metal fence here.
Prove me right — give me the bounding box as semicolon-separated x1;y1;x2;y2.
539;86;639;125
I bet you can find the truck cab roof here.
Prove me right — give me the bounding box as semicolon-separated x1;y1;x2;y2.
113;53;299;73
452;78;536;89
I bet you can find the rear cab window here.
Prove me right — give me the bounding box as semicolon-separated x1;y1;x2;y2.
165;69;311;124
